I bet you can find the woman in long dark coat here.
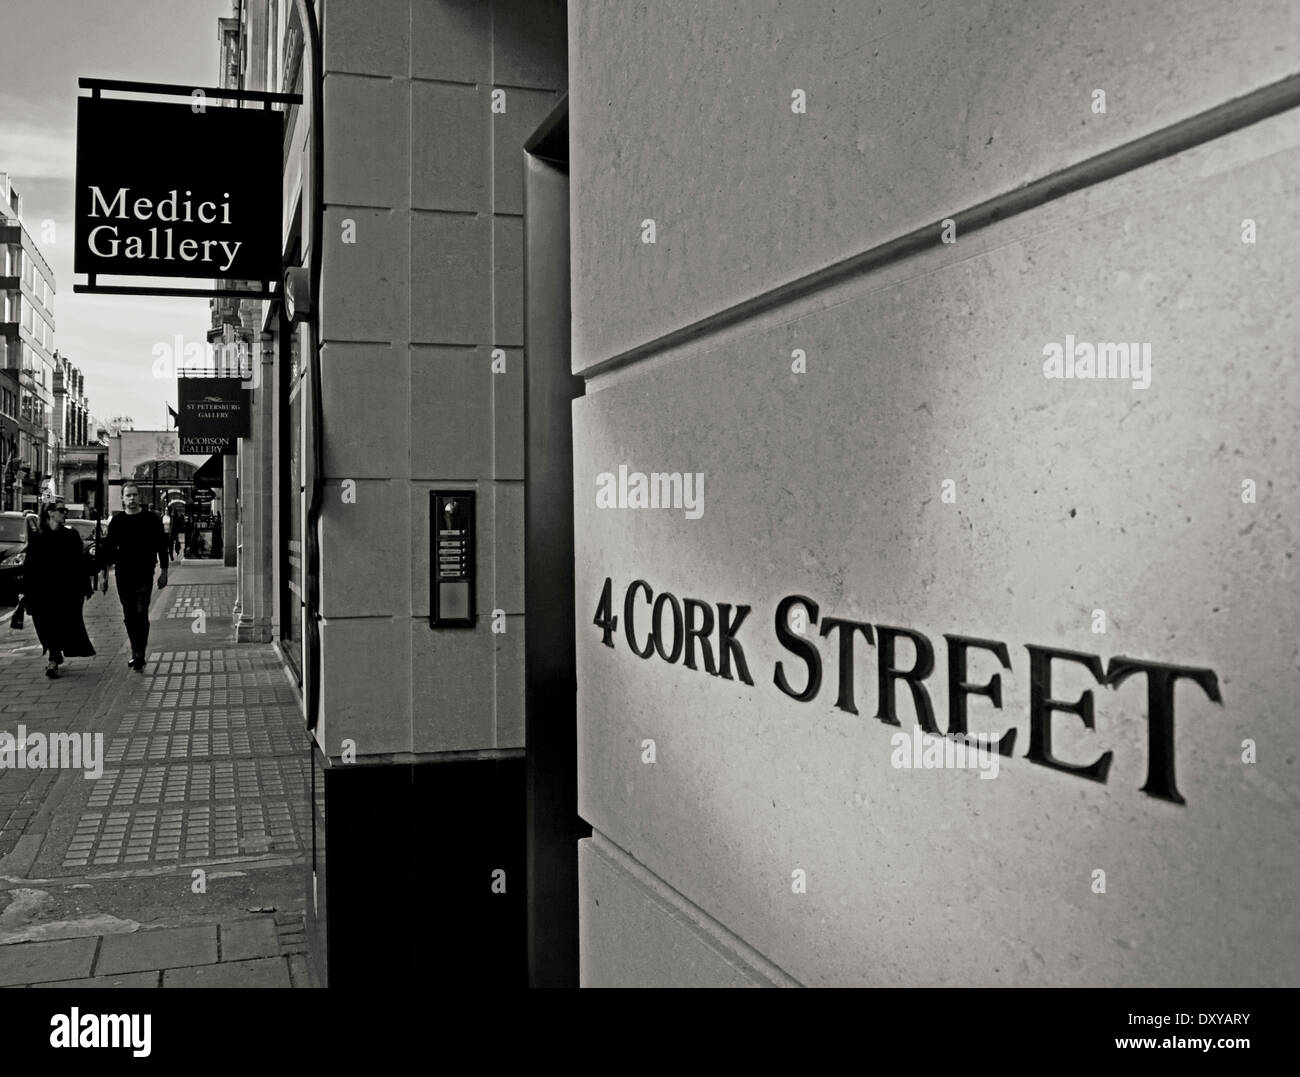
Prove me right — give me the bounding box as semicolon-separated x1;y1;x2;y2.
22;500;96;677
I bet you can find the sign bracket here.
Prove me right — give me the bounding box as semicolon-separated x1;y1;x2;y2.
73;81;287;298
73;283;276;298
77;77;302;106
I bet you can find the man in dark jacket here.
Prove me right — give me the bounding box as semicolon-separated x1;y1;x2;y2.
101;481;168;670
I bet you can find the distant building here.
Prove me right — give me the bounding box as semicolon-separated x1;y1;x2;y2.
52;352;107;514
105;430;203;515
0;171;57;510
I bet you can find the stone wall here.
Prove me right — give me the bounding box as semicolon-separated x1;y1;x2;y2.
313;0;565;758
570;0;1300;987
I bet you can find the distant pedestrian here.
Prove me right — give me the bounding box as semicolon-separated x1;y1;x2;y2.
101;481;168;671
20;499;97;678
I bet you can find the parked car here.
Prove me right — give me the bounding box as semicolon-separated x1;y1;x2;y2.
0;511;38;604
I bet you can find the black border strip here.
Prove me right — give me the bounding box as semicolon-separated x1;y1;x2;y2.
73;284;276;298
78;76;302;104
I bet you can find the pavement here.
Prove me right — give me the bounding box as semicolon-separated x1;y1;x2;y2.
0;557;317;988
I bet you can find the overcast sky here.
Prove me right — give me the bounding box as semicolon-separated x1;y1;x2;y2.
1;0;235;430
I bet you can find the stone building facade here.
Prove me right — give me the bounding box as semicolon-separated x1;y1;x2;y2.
567;1;1300;987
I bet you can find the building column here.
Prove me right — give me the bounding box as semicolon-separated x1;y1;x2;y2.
235;341;276;642
223;453;237;567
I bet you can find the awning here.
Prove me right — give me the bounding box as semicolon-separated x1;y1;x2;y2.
193;454;224;483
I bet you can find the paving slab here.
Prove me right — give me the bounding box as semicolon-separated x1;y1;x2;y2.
1;562;318;987
0;834;43;876
32;970;160;988
220;918;279;961
0;937;97;986
163;956;290;988
95;925;217;975
287;954;317;989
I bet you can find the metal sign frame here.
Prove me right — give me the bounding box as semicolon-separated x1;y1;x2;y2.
72;78;303;300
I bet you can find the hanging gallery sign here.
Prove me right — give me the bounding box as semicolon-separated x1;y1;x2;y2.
177;376;250;456
74;91;283;295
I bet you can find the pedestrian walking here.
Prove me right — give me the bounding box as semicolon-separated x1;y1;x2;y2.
101;481;169;671
20;499;97;678
171;507;184;558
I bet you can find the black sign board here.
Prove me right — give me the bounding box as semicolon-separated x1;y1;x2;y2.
74;95;281;291
431;491;476;627
178;376;249;456
192;488;216;504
